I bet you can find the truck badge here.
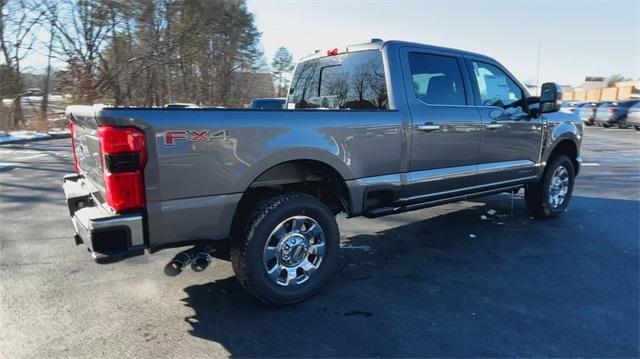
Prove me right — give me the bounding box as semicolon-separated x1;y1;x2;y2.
164;130;230;145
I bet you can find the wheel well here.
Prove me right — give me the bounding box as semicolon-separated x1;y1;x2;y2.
549;139;579;173
231;160;351;237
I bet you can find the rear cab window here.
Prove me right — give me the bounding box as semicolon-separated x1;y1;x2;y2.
408;53;467;106
287;50;388;110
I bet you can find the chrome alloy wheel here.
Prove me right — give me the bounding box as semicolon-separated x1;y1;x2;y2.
263;216;326;287
549;165;570;209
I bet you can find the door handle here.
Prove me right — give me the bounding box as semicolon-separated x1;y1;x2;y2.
417;123;440;131
485;122;503;129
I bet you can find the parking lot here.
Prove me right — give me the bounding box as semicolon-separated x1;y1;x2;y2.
0;127;638;357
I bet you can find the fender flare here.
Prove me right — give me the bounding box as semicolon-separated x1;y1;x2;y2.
232;147;354;193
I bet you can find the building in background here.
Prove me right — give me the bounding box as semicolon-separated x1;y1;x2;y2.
561;77;640;102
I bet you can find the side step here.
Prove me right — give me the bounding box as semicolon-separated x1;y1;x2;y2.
364;206;395;218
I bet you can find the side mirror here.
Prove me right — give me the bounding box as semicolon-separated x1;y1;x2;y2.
539;82;562;113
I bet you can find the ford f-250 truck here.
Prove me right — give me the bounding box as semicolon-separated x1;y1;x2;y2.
63;40;582;304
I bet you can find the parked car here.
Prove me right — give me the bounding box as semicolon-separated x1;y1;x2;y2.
595;100;640;128
63;40;582;304
578;102;602;126
250;98;286;109
627;102;640;130
560;101;583;114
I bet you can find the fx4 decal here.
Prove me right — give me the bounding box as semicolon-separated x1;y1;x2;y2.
164;129;230;145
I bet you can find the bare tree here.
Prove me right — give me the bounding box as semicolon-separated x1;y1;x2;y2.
271;47;293;97
39;0;57;121
53;0;113;104
0;0;47;125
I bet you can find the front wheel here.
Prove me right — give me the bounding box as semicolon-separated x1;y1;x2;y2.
525;155;575;219
231;192;340;304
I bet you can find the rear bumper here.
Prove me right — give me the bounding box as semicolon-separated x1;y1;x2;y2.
63;174;145;263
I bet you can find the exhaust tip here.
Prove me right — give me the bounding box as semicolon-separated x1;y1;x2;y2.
164;260;184;277
191;253;212;272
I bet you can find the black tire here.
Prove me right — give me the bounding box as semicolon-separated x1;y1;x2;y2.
231;192;340;304
634;126;640;131
525;154;575;219
618;119;628;129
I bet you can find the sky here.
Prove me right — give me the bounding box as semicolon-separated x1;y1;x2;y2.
17;0;639;87
247;0;639;87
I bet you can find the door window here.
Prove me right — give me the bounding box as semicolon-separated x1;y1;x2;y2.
408;53;466;106
471;61;524;111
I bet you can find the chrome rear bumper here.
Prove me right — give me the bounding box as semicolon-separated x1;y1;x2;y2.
63;174;145;263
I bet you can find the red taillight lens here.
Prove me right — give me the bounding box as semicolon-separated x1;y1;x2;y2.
98;126;147;212
69;121;79;173
326;48;339;56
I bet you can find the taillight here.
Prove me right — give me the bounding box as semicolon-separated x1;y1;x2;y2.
69;121;79;173
98;126;147;212
607;108;616;112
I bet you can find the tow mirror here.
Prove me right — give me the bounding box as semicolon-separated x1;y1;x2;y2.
539;82;562;114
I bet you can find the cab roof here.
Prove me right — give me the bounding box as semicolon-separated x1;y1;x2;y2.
299;39;496;63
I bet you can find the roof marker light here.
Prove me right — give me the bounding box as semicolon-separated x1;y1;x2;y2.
326;48;339;56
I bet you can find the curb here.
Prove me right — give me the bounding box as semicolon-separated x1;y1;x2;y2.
0;133;70;145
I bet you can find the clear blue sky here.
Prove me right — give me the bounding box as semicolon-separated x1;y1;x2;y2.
248;0;639;86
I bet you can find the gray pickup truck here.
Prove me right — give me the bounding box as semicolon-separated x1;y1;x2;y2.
63;40;582;304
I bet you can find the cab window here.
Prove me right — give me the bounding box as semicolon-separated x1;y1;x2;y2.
288;50;388;110
408;53;466;106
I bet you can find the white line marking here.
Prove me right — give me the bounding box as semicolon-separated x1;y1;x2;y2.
582;163;600;166
21;154;49;160
0;162;17;169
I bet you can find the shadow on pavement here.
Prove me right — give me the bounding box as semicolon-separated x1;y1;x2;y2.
180;194;639;357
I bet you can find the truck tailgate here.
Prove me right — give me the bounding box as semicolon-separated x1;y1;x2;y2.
67;106;106;191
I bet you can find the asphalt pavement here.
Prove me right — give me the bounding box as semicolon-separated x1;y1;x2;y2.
0;127;638;358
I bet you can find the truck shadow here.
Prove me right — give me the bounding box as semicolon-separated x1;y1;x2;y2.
180;194;639;357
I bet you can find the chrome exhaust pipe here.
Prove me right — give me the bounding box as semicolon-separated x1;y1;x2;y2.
164;245;217;276
191;252;213;272
164;251;196;276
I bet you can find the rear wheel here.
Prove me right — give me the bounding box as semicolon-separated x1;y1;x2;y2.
634;126;640;131
525;155;575;219
231;192;340;304
618;119;629;129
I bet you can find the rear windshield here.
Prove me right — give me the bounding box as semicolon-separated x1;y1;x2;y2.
288;50;388;110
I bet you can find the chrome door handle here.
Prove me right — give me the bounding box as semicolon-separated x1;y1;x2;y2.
485;123;503;129
417;124;440;131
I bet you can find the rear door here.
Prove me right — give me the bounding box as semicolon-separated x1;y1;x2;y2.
400;47;483;203
465;58;542;186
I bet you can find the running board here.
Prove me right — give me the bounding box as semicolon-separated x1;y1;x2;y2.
363;184;523;218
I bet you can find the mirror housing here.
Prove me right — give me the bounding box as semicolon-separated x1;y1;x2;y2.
539;82;562;114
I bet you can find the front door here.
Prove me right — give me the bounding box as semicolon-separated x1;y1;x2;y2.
466;59;543;187
401;49;483;204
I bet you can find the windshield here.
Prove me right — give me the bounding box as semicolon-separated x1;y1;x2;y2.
288;50;388;110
